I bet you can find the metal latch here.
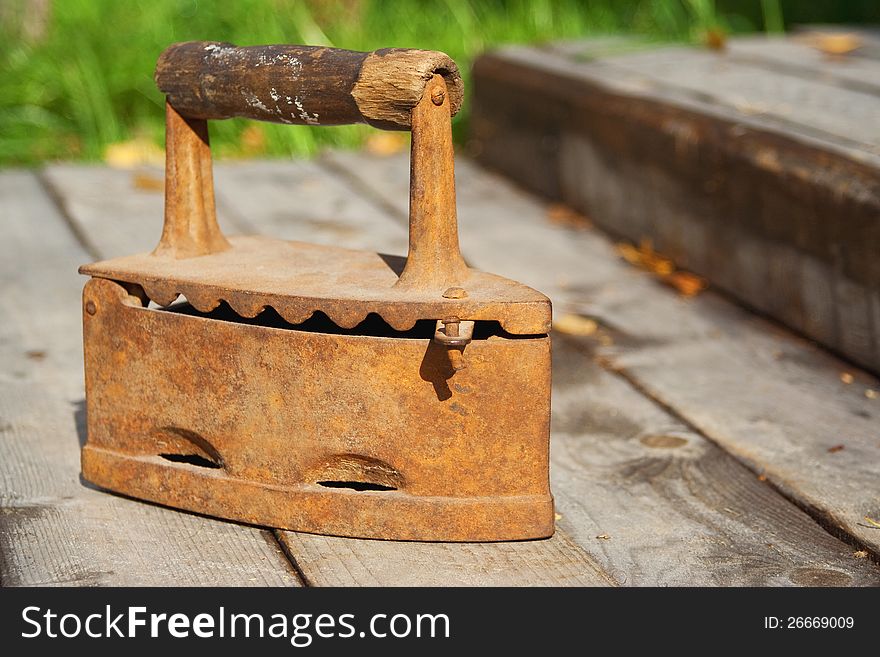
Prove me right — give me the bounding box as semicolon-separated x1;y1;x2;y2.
434;317;474;371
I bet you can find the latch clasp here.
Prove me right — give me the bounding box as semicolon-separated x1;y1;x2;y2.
434;317;474;371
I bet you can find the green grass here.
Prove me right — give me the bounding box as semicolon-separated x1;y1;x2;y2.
0;0;770;164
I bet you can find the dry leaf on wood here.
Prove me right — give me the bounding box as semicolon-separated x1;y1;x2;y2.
702;28;727;51
546;203;592;230
105;137;164;168
615;238;707;297
664;271;707;297
810;32;863;56
615;238;674;275
365;132;408;156
554;313;598;336
132;172;164;192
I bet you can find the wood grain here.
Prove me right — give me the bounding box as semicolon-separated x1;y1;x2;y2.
550;333;879;586
155;41;462;130
40;160;406;260
548;35;880;106
323;150;880;573
474;45;880;286
0;170;301;586
353;49;463;130
41;164;249;259
279;531;612;587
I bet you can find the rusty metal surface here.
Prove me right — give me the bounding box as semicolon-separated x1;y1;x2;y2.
80;49;553;541
82;277;553;541
79;237;550;335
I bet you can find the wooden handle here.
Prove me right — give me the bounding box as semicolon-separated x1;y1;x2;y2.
155;41;463;130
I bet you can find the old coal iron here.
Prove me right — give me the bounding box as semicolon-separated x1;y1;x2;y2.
80;42;553;541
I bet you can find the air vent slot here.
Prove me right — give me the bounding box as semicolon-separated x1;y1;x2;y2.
317;480;397;492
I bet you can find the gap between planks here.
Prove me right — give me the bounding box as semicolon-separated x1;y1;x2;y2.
603;361;880;561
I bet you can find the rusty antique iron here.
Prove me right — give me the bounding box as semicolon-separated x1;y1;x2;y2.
80;42;553;541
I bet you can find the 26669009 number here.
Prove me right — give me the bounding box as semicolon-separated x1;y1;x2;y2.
764;617;854;629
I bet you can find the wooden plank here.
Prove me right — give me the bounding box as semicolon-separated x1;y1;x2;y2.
279;530;612;587
0;170;301;586
318;151;880;584
470;44;880;375
466;156;880;557
595;45;880;152
592;319;880;550
481;45;880;165
49;161;614;587
835;273;877;366
41;164;251;260
543;36;660;61
551;33;880;97
872;289;880;368
725;35;880;96
463;156;880;560
213;160;410;255
550;333;878;586
41;162;411;258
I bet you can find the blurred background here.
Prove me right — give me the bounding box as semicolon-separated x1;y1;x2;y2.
1;0;878;165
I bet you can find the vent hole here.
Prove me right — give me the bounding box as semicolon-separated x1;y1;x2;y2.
317;480;396;492
159;453;222;469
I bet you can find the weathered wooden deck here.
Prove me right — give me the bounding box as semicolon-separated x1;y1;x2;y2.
472;31;880;375
1;147;878;586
